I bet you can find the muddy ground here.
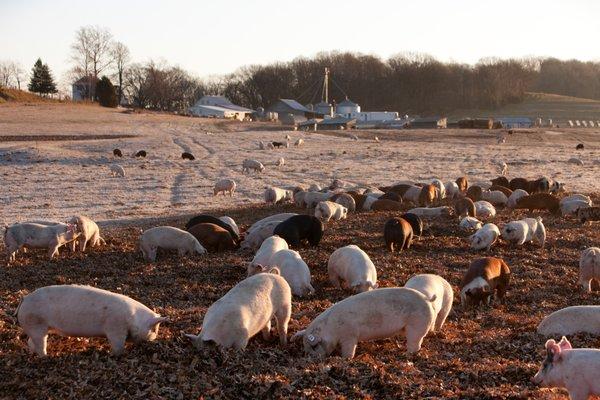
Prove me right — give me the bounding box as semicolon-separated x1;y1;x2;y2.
1;199;600;399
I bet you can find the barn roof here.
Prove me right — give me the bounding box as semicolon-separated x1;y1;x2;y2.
278;99;312;113
337;98;358;107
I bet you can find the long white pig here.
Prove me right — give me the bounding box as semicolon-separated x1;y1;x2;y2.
538;306;600;336
240;220;282;251
315;201;348;222
501;217;546;247
579;247;600;292
4;222;79;261
139;226;206;262
469;223;500;251
247;235;289;275
327;245;377;293
404;274;453;332
292;288;436;358
185;270;291;350
264;249;314;297
16;284;166;356
532;336;600;400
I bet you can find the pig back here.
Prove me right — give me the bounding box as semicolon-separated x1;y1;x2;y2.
313;288;434;341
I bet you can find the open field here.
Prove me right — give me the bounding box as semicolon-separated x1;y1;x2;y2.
2;102;600;399
1;201;600;399
1;102;600;226
450;92;600;122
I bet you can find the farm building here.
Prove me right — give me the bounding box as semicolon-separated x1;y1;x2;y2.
335;98;398;122
409;117;447;129
72;76;98;101
267;99;323;121
188;96;253;120
458;118;494;129
336;98;361;116
495;117;532;128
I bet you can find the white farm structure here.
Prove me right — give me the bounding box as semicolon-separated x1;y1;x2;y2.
188;96;253;120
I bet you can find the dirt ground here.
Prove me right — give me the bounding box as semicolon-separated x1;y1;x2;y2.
1;201;600;399
2;103;600;399
1;103;599;227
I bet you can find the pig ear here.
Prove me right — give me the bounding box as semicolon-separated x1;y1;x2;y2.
268;267;281;275
558;336;572;351
290;329;306;342
545;339;563;361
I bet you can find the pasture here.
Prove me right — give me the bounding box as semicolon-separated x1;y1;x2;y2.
1;103;600;399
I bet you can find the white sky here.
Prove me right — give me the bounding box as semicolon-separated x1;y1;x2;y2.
2;0;600;86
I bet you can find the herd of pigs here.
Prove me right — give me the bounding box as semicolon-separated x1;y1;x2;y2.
5;169;600;399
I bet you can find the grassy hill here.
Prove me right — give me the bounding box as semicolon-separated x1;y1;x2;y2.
0;87;59;104
449;92;600;121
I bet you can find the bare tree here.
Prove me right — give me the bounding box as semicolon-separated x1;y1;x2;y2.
0;61;25;89
70;25;114;99
111;41;130;104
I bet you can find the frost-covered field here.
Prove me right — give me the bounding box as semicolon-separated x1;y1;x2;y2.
1;103;599;226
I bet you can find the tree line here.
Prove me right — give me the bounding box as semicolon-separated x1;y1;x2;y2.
4;25;600;113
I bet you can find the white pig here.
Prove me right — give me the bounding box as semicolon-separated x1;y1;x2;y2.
406;207;453;219
469;223;501;251
139;226;206;262
264;249;314;297
185;270;292;350
501;217;546;247
110;164;125;177
402;185;422;204
459;216;483;231
333;193;356;212
240;220;283;251
532;336;600;400
264;187;293;204
303;191;332;208
315;201;348;222
246;213;297;236
218;216;240;237
247;235;289;274
327;245;377;293
431;179;446;201
242;159;265;174
579;247;600;292
291;288;436;358
16;284;166;356
404;274;453;332
4;222;79;261
213;179;236;196
537;306;600;336
481;190;508;206
445;181;460;200
68;215;105;252
507;189;529;208
474;201;496;219
560;194;592;206
294;190;308;208
561;199;591;216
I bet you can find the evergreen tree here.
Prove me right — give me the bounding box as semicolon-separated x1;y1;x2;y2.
95;76;118;107
28;59;43;93
28;58;57;96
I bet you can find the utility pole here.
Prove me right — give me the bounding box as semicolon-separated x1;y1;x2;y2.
323;67;329;103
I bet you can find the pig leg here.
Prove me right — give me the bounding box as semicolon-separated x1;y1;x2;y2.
385;239;394;253
26;326;49;356
275;303;291;346
79;237;88;252
581;279;591;292
261;319;272;340
105;326;128;356
340;338;358;359
404;232;413;250
48;245;60;259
